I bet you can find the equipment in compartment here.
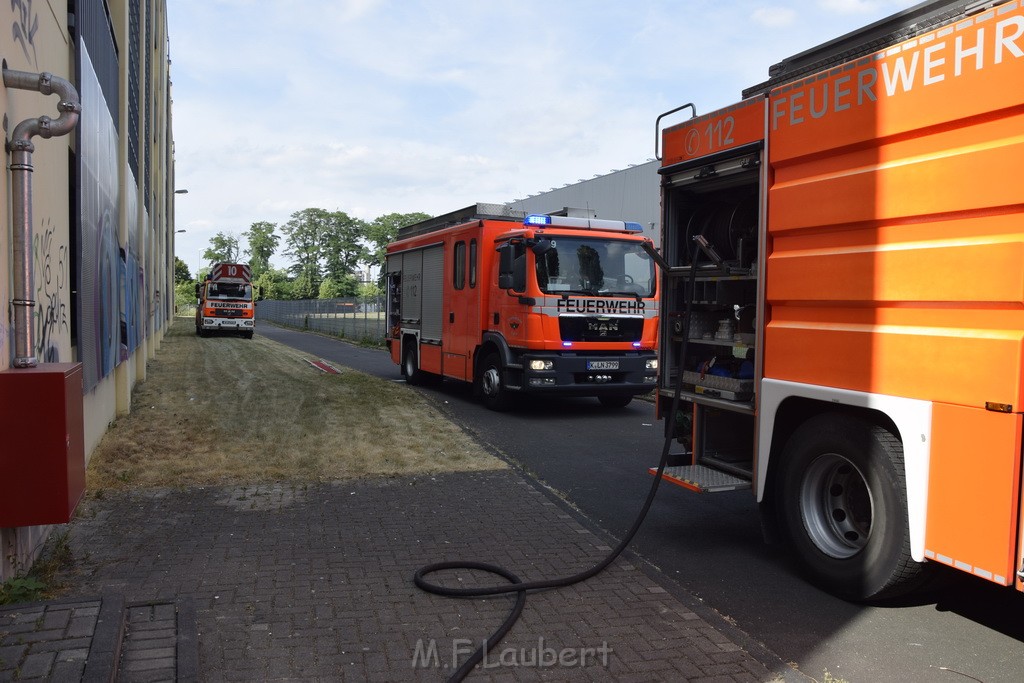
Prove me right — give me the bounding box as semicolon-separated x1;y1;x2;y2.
666;173;759;273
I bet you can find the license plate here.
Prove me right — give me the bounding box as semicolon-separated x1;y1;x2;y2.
587;361;619;370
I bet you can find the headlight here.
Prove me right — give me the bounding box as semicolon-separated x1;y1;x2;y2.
529;360;554;371
646;359;659;370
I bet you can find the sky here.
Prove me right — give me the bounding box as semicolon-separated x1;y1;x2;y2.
166;0;914;274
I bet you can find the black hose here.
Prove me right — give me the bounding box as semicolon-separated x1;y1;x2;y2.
414;250;701;682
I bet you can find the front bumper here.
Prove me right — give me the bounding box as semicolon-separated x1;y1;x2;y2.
201;317;255;330
520;352;657;396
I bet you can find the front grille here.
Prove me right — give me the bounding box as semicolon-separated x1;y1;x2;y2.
559;316;643;342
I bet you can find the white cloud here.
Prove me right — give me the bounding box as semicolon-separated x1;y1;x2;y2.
167;0;912;270
752;7;798;27
818;0;903;14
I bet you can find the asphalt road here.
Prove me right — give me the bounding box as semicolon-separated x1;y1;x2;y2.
258;324;1024;682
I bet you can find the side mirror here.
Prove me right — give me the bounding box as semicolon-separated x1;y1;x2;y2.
194;283;200;297
531;238;552;256
511;255;526;292
497;242;526;292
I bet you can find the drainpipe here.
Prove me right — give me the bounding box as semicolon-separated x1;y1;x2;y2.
3;69;81;368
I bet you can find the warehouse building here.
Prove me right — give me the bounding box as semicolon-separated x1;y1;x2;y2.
505;160;661;245
0;1;177;579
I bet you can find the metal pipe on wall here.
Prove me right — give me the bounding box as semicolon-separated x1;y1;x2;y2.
3;68;81;368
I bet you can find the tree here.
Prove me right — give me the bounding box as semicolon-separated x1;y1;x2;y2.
365;212;431;274
203;231;240;265
174;280;197;314
318;277;344;299
173;256;192;284
358;281;381;299
322;211;368;285
290;270;319;300
319;273;360;299
253;268;292;300
243;221;279;277
281;208;330;296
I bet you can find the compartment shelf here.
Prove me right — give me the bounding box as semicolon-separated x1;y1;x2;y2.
658;386;755;414
677;336;754;350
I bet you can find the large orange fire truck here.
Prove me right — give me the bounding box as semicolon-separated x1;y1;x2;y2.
385;204;659;410
195;263;256;338
652;0;1024;600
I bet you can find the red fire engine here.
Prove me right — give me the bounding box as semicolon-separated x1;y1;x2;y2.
195;263;256;338
653;0;1024;599
385;204;659;409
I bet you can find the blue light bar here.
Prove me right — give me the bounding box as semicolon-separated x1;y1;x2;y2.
562;341;573;347
524;213;643;232
632;341;642;348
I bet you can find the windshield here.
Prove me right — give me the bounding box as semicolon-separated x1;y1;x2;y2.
535;236;655;297
207;282;252;300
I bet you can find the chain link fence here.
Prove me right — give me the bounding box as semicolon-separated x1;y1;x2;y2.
256;296;387;346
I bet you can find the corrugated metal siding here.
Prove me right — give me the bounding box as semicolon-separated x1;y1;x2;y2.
506;161;662;246
400;251;422;327
421;246;444;341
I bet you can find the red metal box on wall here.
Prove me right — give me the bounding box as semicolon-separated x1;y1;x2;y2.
0;363;86;527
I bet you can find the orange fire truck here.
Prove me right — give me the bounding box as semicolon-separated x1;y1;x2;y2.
385;204;659;410
652;0;1024;600
195;263;256;338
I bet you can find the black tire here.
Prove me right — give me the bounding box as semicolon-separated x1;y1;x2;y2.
478;352;512;411
403;344;424;386
195;325;201;336
243;331;254;339
597;394;633;408
776;413;926;602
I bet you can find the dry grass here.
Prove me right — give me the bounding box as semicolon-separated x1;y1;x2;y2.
86;319;505;489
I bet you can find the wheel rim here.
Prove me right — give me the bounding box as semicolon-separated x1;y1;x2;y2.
481;366;501;397
799;452;873;559
404;351;415;377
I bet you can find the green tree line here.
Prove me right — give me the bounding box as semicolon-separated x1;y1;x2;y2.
174;208;429;309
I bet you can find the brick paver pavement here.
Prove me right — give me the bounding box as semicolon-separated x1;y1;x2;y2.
4;470;804;681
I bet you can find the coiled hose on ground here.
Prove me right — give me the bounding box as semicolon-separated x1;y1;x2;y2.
414;249;701;682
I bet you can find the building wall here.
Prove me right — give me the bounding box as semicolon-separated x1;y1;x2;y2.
505;161;662;246
0;0;175;581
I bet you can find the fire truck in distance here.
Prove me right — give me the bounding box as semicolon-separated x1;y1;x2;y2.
652;0;1024;600
195;263;256;338
385;204;659;410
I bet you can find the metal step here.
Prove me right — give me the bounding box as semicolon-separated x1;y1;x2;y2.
649;464;751;493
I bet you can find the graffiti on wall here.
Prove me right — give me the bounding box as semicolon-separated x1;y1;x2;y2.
96;209;120;378
32;218;68;363
78;42;122;389
11;0;39;68
119;231;145;358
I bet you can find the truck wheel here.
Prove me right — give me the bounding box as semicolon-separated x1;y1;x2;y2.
597;394;633;408
776;413;924;601
479;352;512;411
243;331;254;339
403;345;424;386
